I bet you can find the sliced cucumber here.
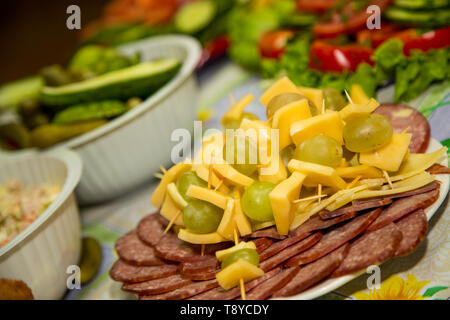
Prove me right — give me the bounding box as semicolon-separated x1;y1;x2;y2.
53;100;127;124
384;6;450;27
0;76;43;108
40;59;180;106
175;0;216;34
393;0;450;9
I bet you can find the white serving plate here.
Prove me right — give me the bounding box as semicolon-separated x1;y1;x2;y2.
280;138;449;300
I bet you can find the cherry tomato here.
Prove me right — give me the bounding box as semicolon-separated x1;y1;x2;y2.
197;35;230;69
313;0;392;38
259;30;295;59
296;0;337;13
356;22;416;48
309;40;374;73
403;26;450;56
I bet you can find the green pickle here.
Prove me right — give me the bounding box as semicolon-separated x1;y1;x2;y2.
176;171;207;201
183;199;223;234
223;134;258;176
53;100;127;124
323;88;347;111
294;134;343;168
343;114;393;153
221;248;260;269
31;120;107;148
222;112;259;130
79;237;102;284
241;181;275;222
0;123;31;149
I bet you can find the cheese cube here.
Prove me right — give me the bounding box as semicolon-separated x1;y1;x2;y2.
160;193;184;226
339;98;379;122
186;185;231;209
178;229;225;244
214;163;254;187
288;159;347;190
260;77;300;107
232;189;253;236
336;165;383;179
221;94;254;125
217;199;236;240
215;241;257;261
297;86;323;113
216;259;264;290
350;84;370;105
259;154;288;184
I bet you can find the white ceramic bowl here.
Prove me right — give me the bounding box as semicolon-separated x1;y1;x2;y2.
0;148;82;299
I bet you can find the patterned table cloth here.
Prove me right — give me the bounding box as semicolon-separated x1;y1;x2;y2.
66;59;450;300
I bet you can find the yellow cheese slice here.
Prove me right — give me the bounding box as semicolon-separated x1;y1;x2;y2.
166;183;188;208
396;147;447;176
272;99;312;150
290;111;344;146
217;199;236;240
360;133;412;172
260;76;300;107
297;87;323;113
221;94;254;125
288;159;347;189
214;163;254;187
160;193;184;226
269;171;306;235
215;241;257;261
338;98;379;122
186;185;230;209
350;84;370;105
259;154;288;184
178;229;225;244
252;220;276;231
151;161;192;208
216;259;264;290
194;164;230;193
336;165;383;179
232;189;253;236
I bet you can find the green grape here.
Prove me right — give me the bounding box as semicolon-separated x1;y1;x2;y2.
223;134;258;176
221;248;260;269
182;199;223;234
176;171;207;201
241;181;275;222
343;114;393;153
223;112;259;130
294;134;343;168
267;93;318;119
323;88;347;111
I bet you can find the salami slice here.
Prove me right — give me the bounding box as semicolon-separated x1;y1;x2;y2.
366;189;439;232
115;230;164;266
122;274;192;295
319;198;392;220
246;267;300;300
137;213;166;247
253;237;275;254
109;260;178;283
286;208;381;266
394;209;428;257
188;268;282;300
331;223;402;277
291;212;356;237
155;232;211;263
260;233;322;272
260;232;312;261
247;227;286;240
139;279;219;300
374;103;430;153
426;163;450;175
180;257;218;276
183;271;218;281
273;244;349;298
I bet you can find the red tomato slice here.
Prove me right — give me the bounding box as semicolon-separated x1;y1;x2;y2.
357;26;417;48
197;35;230;69
296;0;337;13
259;30;295;59
313;0;392;38
403;26;450;56
309;41;374;73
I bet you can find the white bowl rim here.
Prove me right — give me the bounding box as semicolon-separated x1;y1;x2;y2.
0;148;82;257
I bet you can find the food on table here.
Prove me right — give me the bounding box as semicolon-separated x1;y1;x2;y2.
0;45;180;150
0;279;34;300
79;237;103;284
110;76;448;299
0;179;60;247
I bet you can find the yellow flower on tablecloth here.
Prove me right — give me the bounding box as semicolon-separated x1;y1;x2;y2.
353;274;430;300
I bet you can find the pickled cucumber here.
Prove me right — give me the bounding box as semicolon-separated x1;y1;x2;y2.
53;100;127;124
30;120;107;148
79;237;102;284
0;123;31;149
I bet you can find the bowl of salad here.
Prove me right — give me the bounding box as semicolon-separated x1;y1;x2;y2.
0;148;82;299
0;35;202;204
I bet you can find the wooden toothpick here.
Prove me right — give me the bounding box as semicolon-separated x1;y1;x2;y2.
159;165;167;174
383;170;394;189
292;194;328;204
240;278;246;300
154;173;164;179
346;175;362;189
344;90;354;104
164;210;182;234
208;152;215;190
322;98;326;114
401;126;411;134
201;244;205;256
318;184;322;204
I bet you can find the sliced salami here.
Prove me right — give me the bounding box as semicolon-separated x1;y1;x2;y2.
394;209;428;257
137;213;166;247
109;260;178;283
139;279;219;300
319;198;392;220
286;208;381;266
291;212;356;237
115;230;164;266
374;103;430;153
331;223;402;277
122;274;192;295
260;233;322;272
246;267;300;300
366;189;439;232
180;257;218;276
246;227;286;240
188;268;282;300
273;244;349;297
253;237;275;253
155;232;211;263
259;232;312;261
183;271;218;281
426;163;450;175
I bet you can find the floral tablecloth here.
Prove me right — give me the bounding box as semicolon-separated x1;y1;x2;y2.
65;59;450;300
